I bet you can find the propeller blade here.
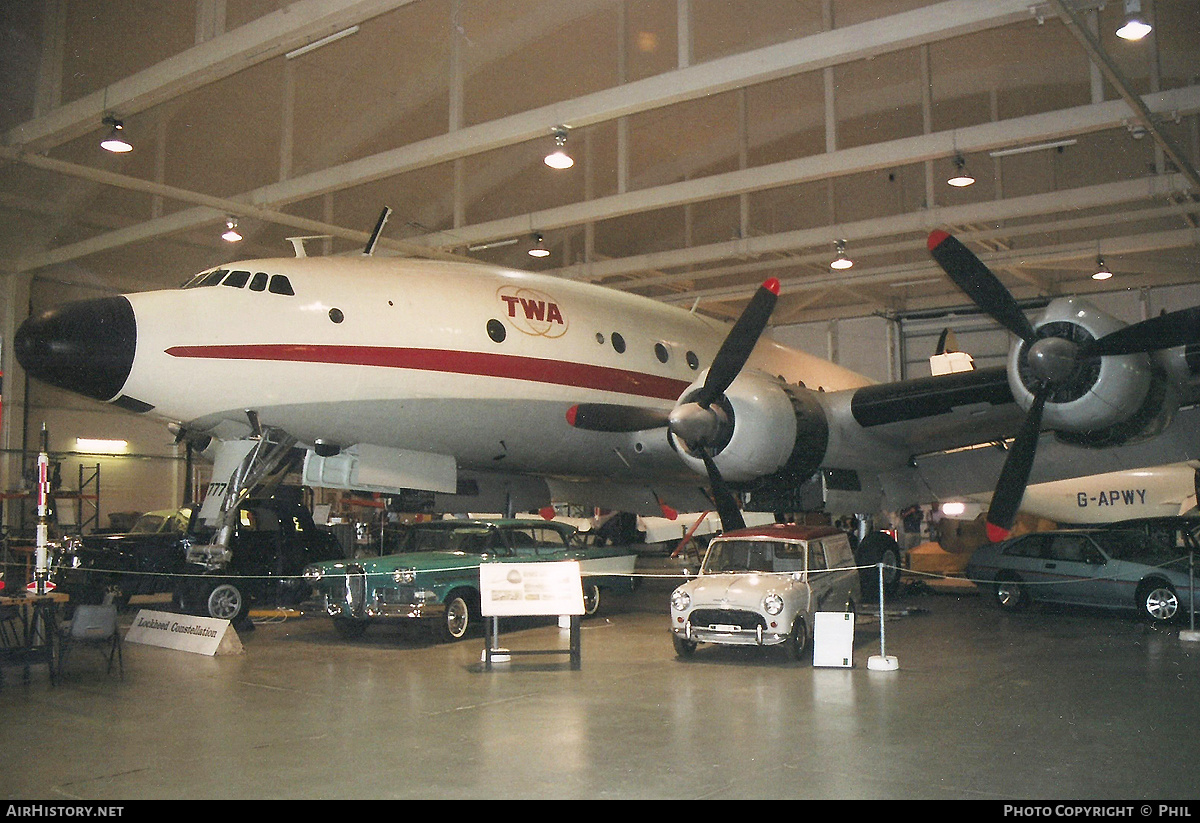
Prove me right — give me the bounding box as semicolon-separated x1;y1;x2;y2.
699;449;745;532
927;231;1036;343
693;278;780;408
566;404;670;432
986;388;1049;543
1082;306;1200;357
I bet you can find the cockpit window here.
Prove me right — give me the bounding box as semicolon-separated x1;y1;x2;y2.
222;270;251;288
181;269;293;295
183;269;228;288
268;274;295;296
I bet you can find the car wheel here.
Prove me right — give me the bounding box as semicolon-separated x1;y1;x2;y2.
672;633;697;658
332;618;368;640
855;531;903;600
994;575;1030;612
582;583;601;617
203;581;248;622
788;616;811;662
1137;579;1179;624
438;589;476;642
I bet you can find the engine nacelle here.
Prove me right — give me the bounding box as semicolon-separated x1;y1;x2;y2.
669;370;829;483
1011;297;1177;445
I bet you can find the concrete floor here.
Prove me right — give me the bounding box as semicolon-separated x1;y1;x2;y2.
3;569;1200;801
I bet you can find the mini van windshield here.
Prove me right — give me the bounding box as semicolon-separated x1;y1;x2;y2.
701;540;805;574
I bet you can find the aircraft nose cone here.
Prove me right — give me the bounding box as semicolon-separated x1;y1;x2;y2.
14;296;136;402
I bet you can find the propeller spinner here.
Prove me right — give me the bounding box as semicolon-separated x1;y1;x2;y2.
928;230;1200;541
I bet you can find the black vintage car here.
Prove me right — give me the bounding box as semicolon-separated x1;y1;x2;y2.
51;497;344;622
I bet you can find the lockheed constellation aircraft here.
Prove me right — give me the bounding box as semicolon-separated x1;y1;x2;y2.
13;227;1200;573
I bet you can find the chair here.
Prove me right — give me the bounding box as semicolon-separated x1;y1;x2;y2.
58;603;123;678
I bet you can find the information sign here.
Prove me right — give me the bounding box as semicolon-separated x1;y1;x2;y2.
479;561;584;617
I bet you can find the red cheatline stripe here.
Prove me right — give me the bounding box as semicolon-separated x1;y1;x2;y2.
165;344;691;401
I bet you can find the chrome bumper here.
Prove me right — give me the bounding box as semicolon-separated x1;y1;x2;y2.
323;592;446;621
674;621;788;647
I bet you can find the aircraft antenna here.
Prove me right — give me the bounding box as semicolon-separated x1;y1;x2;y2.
285;235;332;258
364;206;392;256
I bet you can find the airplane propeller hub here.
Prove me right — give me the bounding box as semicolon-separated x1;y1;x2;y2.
1026;335;1082;384
668;401;730;456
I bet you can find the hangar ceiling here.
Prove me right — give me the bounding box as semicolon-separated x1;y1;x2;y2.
1;0;1198;329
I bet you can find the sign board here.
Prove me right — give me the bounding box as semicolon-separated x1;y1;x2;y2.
125;609;243;656
812;611;855;668
480;561;584;617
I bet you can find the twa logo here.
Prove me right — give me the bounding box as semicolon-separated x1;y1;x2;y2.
497;286;568;338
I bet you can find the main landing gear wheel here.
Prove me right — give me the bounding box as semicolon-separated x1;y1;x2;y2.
855;531;903;600
203;581;248;623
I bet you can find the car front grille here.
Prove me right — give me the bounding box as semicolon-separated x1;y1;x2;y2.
689;608;765;631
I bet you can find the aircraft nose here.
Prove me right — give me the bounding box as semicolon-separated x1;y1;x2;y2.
14;296;136;402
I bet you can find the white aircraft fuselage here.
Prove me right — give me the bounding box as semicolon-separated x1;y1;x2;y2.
15;238;1200;527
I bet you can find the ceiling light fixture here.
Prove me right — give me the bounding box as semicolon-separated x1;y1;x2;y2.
543;127;574;170
1092;255;1113;280
830;239;853;270
988;139;1078;158
1116;0;1152;41
222;217;243;243
947;153;975;187
528;232;550;258
75;438;128;454
100;115;132;153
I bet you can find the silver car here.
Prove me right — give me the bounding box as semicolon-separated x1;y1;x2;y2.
669;524;860;661
966;524;1200;624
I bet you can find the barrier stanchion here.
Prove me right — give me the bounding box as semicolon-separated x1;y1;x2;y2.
1182;549;1200;642
867;561;899;671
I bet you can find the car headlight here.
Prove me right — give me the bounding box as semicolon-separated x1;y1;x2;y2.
764;593;784;615
392;567;416;584
302;566;323;582
670;588;691;611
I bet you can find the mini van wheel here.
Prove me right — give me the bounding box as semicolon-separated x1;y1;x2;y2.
672;633;697;658
788;616;811;662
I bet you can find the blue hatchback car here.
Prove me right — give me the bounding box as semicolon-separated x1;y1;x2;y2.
966;523;1200;624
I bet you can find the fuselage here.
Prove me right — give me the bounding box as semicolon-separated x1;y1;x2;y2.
16;256;875;485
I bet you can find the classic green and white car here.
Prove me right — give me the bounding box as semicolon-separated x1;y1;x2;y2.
303;518;638;641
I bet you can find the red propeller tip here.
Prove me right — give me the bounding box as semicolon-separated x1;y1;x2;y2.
538;506;557;521
927;230;952;251
986;522;1011;543
660;504;678;521
762;277;781;296
565;405;578;426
